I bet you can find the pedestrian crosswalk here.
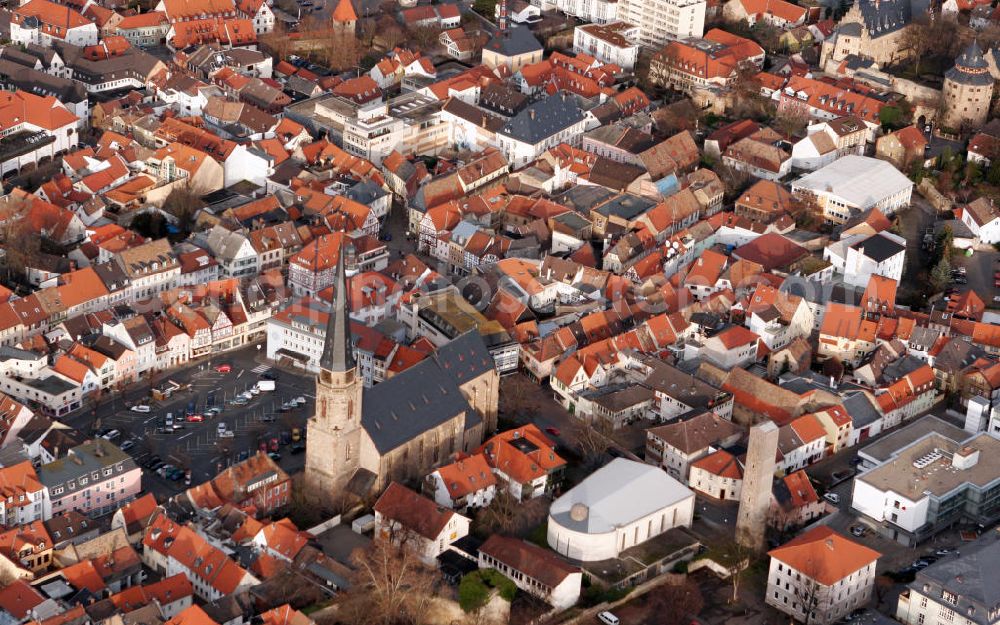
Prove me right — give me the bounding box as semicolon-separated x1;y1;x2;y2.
251;365;271;374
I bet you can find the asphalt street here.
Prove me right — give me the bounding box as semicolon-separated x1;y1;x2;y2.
64;343;317;500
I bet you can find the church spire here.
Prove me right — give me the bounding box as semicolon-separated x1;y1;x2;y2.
319;243;355;373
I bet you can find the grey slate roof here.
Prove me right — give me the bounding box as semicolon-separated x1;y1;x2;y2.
484;25;542;57
38;440;138;494
319;245;355;373
499;94;585;145
842;391;882;429
946;40;994;87
432;329;495;386
361;357;473;454
910;533;1000;625
851;232;904;263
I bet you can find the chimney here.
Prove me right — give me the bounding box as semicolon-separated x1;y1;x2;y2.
529;109;536;120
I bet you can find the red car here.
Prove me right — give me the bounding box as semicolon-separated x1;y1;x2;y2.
269;437;280;452
186;414;204;422
545;426;561;437
215;364;232;373
258;439;268;452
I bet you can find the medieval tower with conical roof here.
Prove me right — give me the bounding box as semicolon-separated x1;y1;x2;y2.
304;246;364;502
942;40;994;132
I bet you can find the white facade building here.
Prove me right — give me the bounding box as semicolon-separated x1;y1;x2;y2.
573;22;641;72
823;232;906;289
557;0;619;24
851;418;1000;545
792;155;913;224
547;458;695;562
766;527;880;625
616;0;706;49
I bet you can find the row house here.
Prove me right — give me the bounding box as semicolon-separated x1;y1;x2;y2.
113;238;180;303
875;364;938;428
102;316;156;379
776;413;826;474
38;440;141;519
645;411;743;482
165;303;213;359
0;462;49;529
142;513;259;601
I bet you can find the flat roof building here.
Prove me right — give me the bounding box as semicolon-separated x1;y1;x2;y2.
851;415;1000;545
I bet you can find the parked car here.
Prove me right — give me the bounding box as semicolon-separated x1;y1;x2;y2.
268;452;282;461
215;364;232;373
258;439;268;452
186;414;204;422
823;492;840;504
238;450;250;461
144;455;161;468
260;371;278;381
102;429;121;441
850;524;866;537
280;431;292;445
290;443;306;454
269;437;280;452
292;427;302;442
545;426;560;436
120;440;136;451
130;405;151;413
935;548;955;556
597;612;620;625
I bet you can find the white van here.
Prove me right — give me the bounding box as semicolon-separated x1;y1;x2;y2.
255;380;275;392
597;612;620;625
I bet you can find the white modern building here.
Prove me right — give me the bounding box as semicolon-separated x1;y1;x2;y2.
616;0;706;49
547;458;695;562
557;0;619;23
792;155;913;224
852;416;1000;546
823;232;906;289
573;23;641;72
767;527;880;625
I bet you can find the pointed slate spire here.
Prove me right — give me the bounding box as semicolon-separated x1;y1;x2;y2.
319;243;355;373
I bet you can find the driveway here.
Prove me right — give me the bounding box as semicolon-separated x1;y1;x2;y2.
896;195;939;304
951;247;1000;308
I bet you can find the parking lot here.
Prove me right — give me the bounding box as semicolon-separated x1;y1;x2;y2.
76;344;316;499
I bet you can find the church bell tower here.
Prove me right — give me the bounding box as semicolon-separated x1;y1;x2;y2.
304;245;363;503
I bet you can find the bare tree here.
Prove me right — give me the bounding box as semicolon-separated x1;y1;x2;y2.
499;374;537;423
573;417;614;467
407;25;440;51
475;489;520;534
716;538;753;603
337;533;439;625
899;18;934;75
648;579;705;625
162;186;206;234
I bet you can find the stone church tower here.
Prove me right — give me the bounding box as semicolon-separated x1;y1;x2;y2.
735;420;779;552
305;248;363;505
942;40;994;132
